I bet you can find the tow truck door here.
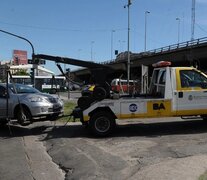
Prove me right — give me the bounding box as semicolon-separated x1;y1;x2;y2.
175;68;207;115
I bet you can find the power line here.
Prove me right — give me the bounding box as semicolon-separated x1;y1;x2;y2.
0;20;127;33
195;23;207;34
191;0;195;40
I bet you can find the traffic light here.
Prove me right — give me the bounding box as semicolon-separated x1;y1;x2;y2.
28;59;33;64
30;68;35;85
34;58;40;64
30;68;34;77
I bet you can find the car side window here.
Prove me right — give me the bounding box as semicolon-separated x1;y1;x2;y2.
0;86;7;98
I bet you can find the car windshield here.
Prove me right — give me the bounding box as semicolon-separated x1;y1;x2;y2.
9;84;40;94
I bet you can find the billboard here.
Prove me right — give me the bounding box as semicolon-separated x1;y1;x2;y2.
13;50;28;65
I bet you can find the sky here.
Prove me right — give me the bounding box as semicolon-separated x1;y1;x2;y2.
0;0;207;74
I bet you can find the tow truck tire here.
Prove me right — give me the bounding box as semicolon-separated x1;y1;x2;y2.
89;111;115;136
93;86;107;101
78;96;94;110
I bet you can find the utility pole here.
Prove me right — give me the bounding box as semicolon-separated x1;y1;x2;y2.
111;30;115;60
176;17;180;44
124;0;132;93
144;11;150;51
191;0;195;41
90;41;95;61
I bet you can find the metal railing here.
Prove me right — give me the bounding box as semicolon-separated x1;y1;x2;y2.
73;37;207;71
101;37;207;65
148;37;207;54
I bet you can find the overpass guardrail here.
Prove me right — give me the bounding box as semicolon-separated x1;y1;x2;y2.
101;37;207;65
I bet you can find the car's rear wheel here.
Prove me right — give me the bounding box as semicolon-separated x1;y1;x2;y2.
17;106;32;126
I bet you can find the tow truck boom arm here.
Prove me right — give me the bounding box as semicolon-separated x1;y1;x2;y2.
33;54;110;69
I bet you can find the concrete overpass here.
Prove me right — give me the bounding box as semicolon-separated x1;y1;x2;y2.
71;37;207;83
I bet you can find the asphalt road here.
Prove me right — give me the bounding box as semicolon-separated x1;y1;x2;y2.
2;117;207;180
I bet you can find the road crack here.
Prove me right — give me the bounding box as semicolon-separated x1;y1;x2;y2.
23;136;65;180
22;136;37;180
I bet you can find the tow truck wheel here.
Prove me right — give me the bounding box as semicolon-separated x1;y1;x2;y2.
89;111;115;136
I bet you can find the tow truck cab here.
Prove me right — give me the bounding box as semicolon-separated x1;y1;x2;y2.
74;63;207;136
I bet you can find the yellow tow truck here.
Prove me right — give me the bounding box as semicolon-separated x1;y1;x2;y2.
73;61;207;136
33;54;207;136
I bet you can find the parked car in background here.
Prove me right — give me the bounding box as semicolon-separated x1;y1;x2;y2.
0;83;64;126
111;79;139;94
66;82;81;91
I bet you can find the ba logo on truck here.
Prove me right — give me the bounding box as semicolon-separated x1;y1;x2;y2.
129;104;138;112
153;103;165;110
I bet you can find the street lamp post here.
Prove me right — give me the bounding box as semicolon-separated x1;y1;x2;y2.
111;30;115;60
90;41;95;61
0;29;36;87
176;17;180;44
144;11;150;52
124;0;132;93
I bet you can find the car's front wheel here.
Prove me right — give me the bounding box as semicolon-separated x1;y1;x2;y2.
0;119;8;126
17;106;32;126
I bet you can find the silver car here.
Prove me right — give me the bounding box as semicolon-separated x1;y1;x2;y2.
0;83;64;125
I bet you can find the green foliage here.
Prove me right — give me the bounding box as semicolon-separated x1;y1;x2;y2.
199;171;207;180
58;101;79;122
